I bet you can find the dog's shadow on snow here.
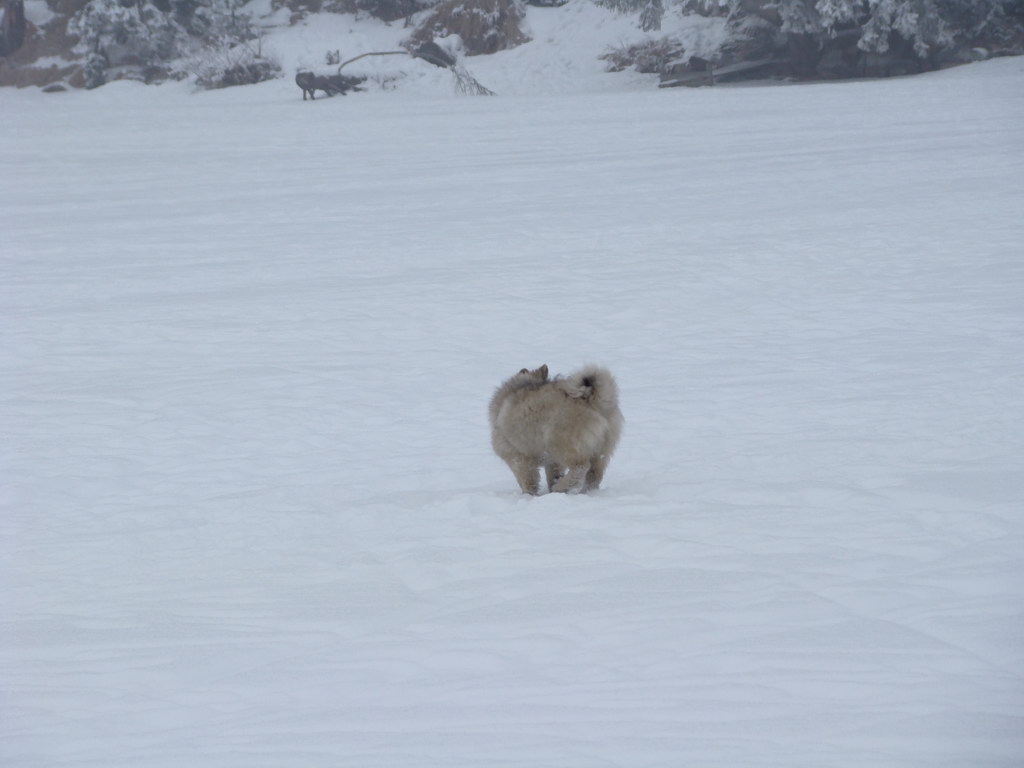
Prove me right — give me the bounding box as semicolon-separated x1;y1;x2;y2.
352;484;632;510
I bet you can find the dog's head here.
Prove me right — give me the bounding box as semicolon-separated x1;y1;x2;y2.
517;364;548;383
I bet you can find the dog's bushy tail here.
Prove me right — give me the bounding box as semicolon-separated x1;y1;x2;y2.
564;364;619;412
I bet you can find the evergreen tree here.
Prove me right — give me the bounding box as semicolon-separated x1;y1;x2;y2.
777;0;823;35
936;0;1018;45
69;0;182;71
858;0;950;55
639;0;664;32
684;1;1007;63
68;0;273;88
814;0;862;27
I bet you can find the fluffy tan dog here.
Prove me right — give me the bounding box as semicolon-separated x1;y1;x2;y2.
489;364;623;495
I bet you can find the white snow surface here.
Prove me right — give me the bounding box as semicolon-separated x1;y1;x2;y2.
3;54;1024;767
22;0;57;27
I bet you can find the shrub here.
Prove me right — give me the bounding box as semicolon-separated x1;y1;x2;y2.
190;43;282;88
408;0;529;56
601;36;686;73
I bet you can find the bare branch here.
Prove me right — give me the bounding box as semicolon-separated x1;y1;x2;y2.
337;51;408;74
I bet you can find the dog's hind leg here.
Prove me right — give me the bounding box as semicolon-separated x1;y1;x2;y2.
507;455;541;495
585;454;610;492
545;464;564;492
552;464;589;494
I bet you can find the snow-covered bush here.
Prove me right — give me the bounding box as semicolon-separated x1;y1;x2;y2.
601;36;685;72
856;0;951;57
936;0;1024;51
678;0;1024;79
68;0;181;86
68;0;275;88
407;0;529;56
189;40;281;88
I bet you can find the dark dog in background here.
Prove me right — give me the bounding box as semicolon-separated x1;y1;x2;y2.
295;71;365;100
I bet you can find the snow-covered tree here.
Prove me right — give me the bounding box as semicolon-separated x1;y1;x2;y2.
935;0;1020;46
776;0;823;34
813;0;861;27
681;0;1018;75
595;0;648;11
0;0;27;57
681;0;735;14
68;0;276;88
858;0;951;56
68;0;181;86
639;0;664;32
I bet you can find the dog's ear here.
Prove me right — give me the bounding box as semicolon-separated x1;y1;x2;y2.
538;364;548;379
519;368;529;374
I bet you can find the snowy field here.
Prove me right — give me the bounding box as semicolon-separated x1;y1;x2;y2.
3;56;1024;767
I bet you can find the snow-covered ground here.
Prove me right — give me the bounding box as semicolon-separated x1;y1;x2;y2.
3;54;1024;767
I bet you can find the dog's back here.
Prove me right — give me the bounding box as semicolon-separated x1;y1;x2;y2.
488;364;548;431
500;384;609;464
